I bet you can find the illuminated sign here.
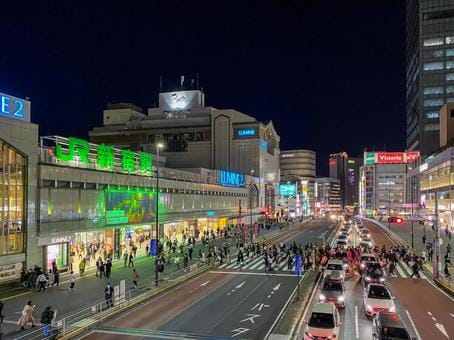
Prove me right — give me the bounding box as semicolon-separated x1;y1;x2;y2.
159;90;203;111
207;211;215;217
55;137;152;174
347;168;355;186
281;154;295;158
348;160;355;164
419;163;428;172
219;170;245;187
260;140;268;149
106;190;157;225
236;128;257;137
106;210;129;225
0;92;31;123
329;160;336;166
364;151;420;165
279;183;296;197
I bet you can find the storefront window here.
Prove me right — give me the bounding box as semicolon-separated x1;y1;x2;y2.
0;139;26;255
46;243;68;270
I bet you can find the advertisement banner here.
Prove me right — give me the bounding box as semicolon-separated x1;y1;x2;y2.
105;190;156;225
376;152;405;164
0;92;31;123
159;90;202;111
280;183;296;197
405;151;420;163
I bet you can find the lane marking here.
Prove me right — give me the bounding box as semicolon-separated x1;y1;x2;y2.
405;310;422;340
209;270;295;277
450;313;454;318
200;281;210;287
273;283;281;291
236;281;246;289
395;263;407;278
355;305;359;339
435;322;449;339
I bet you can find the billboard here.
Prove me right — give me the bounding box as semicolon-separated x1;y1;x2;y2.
159;90;203;111
219;170;245;187
280;183;296;197
364;151;420;165
0;91;31;123
105;190;156;225
234;128;257;138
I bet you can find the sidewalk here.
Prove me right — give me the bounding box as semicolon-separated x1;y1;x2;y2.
0;223;293;338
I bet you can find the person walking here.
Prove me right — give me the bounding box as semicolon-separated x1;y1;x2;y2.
132;269;139;288
174;254;180;270
68;271;76;290
105;257;112;278
123;251;128;267
79;259;86;276
99;260;106;278
37;272;47;292
128;253;134;267
17;301;36;330
40;306;56;337
53;269;60;287
183;253;189;271
410;261;420;278
104;283;114;308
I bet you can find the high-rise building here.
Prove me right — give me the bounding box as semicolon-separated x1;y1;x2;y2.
406;1;454;157
328;152;361;209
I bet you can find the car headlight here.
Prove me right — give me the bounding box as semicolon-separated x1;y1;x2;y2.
343;264;348;268
379;277;385;282
366;304;373;311
319;294;326;301
368;242;372;247
360;263;365;268
365;276;371;281
337;296;345;302
305;331;314;338
389;305;396;312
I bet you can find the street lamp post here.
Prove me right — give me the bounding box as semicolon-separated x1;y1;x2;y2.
155;142;164;286
388;183;391;230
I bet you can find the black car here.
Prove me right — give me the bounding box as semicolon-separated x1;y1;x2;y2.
372;312;414;340
363;262;386;286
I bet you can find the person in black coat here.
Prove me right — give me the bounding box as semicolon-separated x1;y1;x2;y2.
104;283;114;308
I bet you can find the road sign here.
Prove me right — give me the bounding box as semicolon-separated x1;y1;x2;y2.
295;255;302;277
150;239;157;256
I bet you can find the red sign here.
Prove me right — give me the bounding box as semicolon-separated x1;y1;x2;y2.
405;151;420;163
329;160;336;166
376;152;405;164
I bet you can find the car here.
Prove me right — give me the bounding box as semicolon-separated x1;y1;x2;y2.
325;260;346;279
342;258;350;273
372;312;413;339
363;262;386;286
340;226;351;234
363;283;396;318
338;234;349;242
319;275;346;308
359;254;378;273
360;238;373;249
335;239;347;249
304;302;341;340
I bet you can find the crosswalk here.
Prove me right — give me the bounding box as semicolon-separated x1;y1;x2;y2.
218;255;298;272
390;261;429;280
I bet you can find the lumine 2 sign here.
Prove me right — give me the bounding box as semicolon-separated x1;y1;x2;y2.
56;137;153;173
0;92;31;123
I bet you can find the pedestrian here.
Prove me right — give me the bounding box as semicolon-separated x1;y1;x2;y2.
40;306;56;337
444;262;452;279
96;257;103;277
123;251;128;267
47;270;54;288
104;283;114;308
106;257;112;278
422;234;426;245
37;272;47;292
128;253;134;267
68;271;76;290
174;255;180;270
53;269;60;287
183;253;189;270
17;301;36;330
0;300;4;324
132;269;139;288
410;261;420;278
448;243;452;256
79;259;85;276
145;244;150;257
188;244;193;260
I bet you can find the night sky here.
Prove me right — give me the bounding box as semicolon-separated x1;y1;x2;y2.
1;1;406;176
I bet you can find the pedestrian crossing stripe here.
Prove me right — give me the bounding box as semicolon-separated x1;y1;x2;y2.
218;255;298;272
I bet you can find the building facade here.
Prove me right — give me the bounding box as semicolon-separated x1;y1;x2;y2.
0;91;259;282
328;152;361;209
406;0;454;156
314;177;341;213
89;90;280;214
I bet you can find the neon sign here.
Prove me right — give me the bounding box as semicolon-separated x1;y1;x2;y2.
279;183;296;197
219;170;244;187
0;92;31;123
55;137;153;174
236;128;257;137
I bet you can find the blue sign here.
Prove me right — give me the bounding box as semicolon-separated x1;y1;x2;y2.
150;239;157;256
295;255;302;277
280;183;296;197
237;128;257;137
259;140;268;149
0;92;31;123
207;211;215;217
219;170;245;187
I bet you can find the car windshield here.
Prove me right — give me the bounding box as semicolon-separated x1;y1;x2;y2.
368;286;391;299
337;241;346;245
327;264;343;271
323;281;343;291
380;326;410;339
367;263;383;274
308;312;335;329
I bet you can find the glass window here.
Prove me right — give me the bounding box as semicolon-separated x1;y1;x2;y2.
424;62;444;70
424;98;444;106
448;98;454;103
447;73;454;80
434;49;445;57
447;61;454;69
447;49;454;56
447;36;454;44
424;87;444;94
424;38;444;46
424;124;440;131
426;111;439;119
447;86;454;93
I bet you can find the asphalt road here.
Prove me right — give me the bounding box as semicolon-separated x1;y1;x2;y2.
82;219;335;339
300;220;454;340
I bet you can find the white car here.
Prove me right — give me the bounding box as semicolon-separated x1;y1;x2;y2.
304;302;341;339
363;283;396;318
325;260;345;279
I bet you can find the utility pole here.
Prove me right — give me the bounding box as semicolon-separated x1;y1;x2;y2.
411;174;415;249
433;192;441;279
388;183;391;230
155;143;164;286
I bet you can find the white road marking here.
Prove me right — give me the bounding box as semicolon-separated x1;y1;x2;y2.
450;313;454;318
355;305;359;339
209;270;295;277
435;323;449;339
395;263;407;278
405;310;422;340
200;281;210;287
273;283;281;291
428;312;432;316
236;281;246;289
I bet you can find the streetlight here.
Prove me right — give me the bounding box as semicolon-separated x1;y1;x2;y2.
155;142;164;286
249;170;255;241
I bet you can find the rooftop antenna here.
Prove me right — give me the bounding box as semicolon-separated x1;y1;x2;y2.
159;76;163;92
196;72;199;90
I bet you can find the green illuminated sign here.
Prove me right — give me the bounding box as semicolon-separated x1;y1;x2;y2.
348;160;355;164
365;152;375;165
55;137;153;174
56;137;89;164
106;210;129;225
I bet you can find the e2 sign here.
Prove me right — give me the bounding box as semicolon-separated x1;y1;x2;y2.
0;92;31;123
